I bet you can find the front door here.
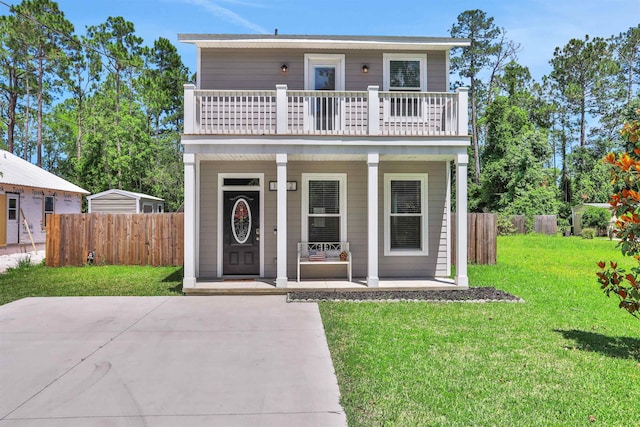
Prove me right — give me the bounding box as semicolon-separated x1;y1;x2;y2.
7;193;19;244
223;191;260;275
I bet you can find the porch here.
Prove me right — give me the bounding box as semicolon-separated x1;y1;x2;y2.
184;277;459;295
184;84;469;137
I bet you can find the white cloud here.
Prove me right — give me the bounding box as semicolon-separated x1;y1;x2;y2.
176;0;268;34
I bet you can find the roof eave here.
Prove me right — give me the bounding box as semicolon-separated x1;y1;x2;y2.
177;34;470;51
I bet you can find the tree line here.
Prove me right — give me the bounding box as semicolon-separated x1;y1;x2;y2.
1;3;638;218
0;0;189;211
450;10;639;226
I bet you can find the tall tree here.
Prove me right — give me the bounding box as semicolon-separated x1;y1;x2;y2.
85;17;142;189
450;9;502;185
550;35;619;148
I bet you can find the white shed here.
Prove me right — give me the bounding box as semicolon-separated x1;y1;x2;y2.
87;189;164;214
0;149;89;250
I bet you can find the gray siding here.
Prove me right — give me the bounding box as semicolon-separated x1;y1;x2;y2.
198;159;449;280
378;161;449;278
90;194;137;213
200;49;448;92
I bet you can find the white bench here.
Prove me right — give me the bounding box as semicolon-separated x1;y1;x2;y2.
297;242;351;282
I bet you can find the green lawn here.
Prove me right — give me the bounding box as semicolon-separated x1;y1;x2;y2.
320;235;640;426
0;263;183;305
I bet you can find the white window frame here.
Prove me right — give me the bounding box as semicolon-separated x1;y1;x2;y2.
304;54;345;91
383;53;427;91
382;53;427;121
301;173;347;243
384;173;428;256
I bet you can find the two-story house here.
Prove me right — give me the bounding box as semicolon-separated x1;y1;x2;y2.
179;34;470;291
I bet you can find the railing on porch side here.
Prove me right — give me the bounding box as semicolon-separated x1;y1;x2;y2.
184;84;469;137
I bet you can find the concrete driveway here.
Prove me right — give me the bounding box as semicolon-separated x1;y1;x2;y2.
0;296;347;426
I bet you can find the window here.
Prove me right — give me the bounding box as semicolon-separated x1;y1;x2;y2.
142;204;153;213
43;196;54;227
302;174;347;242
384;174;428;256
383;54;427;118
8;197;17;221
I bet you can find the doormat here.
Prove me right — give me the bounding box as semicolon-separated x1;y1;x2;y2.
286;287;523;303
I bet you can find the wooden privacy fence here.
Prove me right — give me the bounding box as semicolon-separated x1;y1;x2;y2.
452;213;497;265
534;215;557;235
46;213;184;267
510;215;557;235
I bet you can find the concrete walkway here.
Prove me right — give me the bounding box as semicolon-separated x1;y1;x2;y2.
0;296;347;426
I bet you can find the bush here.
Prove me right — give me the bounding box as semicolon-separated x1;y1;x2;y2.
581;206;611;231
597;109;640;319
581;228;596;239
497;215;517;236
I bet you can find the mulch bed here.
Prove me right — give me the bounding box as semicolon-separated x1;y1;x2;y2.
287;287;523;303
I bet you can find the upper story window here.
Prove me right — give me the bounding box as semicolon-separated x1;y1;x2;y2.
383;54;427;92
383;54;427;118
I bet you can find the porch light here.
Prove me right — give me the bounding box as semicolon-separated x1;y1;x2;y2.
361;64;369;73
281;64;288;73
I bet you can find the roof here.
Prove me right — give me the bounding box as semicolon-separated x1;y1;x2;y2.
177;34;470;51
0;150;89;194
86;189;164;202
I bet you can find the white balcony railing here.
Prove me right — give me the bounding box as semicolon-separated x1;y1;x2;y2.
184;84;468;137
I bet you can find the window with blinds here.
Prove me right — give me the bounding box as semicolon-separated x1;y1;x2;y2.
389;60;421;91
303;174;346;243
384;174;428;255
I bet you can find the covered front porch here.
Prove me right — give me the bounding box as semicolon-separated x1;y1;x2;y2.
181;144;470;290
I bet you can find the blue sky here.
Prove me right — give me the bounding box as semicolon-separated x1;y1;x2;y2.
3;0;639;81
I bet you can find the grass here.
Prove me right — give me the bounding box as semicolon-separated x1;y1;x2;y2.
320;234;640;426
0;262;183;306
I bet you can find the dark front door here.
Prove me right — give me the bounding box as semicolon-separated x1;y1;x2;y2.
223;191;259;275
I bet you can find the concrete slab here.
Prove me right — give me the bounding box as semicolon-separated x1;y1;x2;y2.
0;296;346;426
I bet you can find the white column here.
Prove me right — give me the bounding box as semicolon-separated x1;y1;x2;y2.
367;153;379;287
276;84;288;135
455;153;469;288
456;87;469;136
276;153;288;287
183;152;196;288
367;86;380;135
183;84;196;134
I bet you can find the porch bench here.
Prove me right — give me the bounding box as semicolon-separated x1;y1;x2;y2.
297;242;351;282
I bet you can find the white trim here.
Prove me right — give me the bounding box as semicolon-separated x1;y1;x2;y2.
195;157;200;278
445;161;451;277
217;173;265;277
304;54;345;90
196;46;201;89
382;53;427;91
367;154;379;287
445;50;450;91
384;173;429;256
301;173;347;242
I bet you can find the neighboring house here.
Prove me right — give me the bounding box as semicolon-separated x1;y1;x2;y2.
87;189;165;214
0;149;89;250
179;34;471;289
571;203;614;236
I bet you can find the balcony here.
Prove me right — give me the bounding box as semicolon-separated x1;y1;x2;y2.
184;84;468;137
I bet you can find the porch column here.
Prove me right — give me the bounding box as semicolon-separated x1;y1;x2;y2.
183;152;196;288
367;153;379;287
276;85;288;135
455;153;469;288
183;84;195;134
276;153;288;287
